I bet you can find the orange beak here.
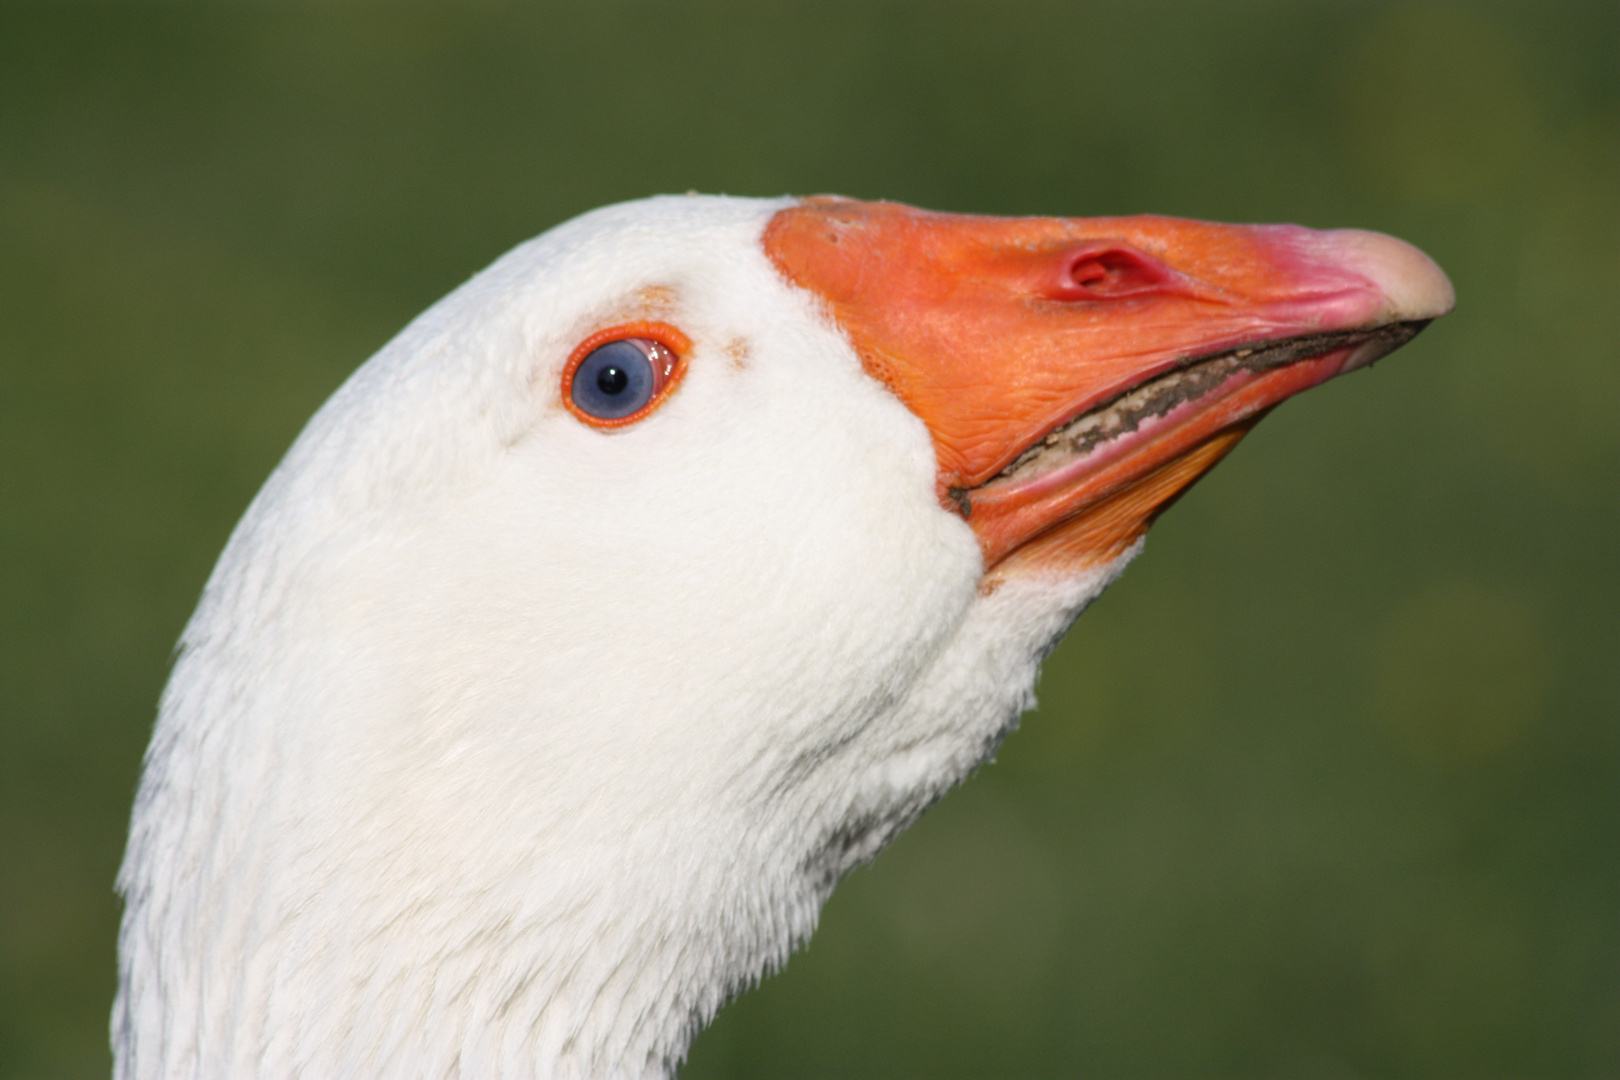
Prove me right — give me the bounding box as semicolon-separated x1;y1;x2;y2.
764;198;1453;580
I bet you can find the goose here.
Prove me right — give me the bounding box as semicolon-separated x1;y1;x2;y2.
113;194;1453;1080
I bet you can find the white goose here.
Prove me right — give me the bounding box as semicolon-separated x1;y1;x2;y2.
114;195;1452;1080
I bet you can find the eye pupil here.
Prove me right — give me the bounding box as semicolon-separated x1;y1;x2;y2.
596;366;629;395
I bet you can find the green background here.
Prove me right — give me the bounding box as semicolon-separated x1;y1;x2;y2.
2;2;1615;1076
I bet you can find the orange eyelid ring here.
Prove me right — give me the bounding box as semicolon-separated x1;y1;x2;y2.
560;320;693;429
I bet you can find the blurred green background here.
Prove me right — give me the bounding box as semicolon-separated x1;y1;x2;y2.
2;1;1616;1077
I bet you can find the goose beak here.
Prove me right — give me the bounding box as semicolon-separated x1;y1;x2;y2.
765;197;1453;578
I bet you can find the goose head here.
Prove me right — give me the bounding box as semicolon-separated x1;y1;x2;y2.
114;195;1452;1079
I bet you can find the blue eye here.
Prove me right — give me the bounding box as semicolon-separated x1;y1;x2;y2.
564;330;685;427
571;340;655;420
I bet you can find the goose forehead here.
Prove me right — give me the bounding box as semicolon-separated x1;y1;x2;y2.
506;195;793;317
437;197;818;413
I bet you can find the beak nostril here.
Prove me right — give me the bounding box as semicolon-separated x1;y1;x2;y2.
1050;246;1172;300
1070;258;1111;288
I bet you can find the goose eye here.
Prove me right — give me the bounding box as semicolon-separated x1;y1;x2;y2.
564;330;684;426
572;340;656;419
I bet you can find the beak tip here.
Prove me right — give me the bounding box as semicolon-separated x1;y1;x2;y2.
1322;228;1456;323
